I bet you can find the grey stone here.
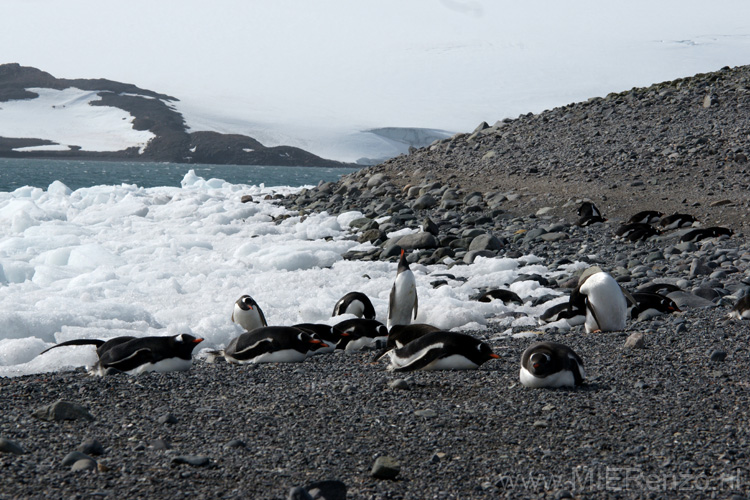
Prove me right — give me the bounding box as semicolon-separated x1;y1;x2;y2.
62;451;95;466
667;291;717;309
412;194;438;210
371;456;401;479
158;413;178;425
396;232;439;250
388;379;410;390
463;250;495;264
710;350;727;362
32;401;94;422
289;487;314;500
171;455;210;466
306;480;347;500
77;438;104;456
468;234;502;251
0;438;25;455
414;409;437;418
366;173;387;188
689;258;711;278
624;332;646;349
71;459;97;472
540;232;569;242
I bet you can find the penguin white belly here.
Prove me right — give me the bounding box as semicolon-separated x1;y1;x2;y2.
422;355;479;371
344;336;387;352
344;300;366;317
129;357;193;375
580;273;627;332
388;272;417;329
308;342;336;355
519;367;575;388
233;307;264;331
238;349;308;364
728;309;750;320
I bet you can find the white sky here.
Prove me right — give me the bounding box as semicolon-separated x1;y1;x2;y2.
3;1;750;157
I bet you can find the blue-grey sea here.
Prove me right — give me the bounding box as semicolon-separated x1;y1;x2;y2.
0;158;360;192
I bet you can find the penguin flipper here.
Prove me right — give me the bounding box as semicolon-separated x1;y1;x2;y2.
256;305;269;327
39;339;105;355
413;292;418;320
393;346;444;372
101;347;154;372
388;284;396;320
620;286;637;307
371;347;392;363
585;300;603;332
227;338;275;359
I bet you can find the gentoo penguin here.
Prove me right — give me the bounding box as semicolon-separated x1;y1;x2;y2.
372;323;441;362
627;210;663;225
331;291;376;320
615;223;660;242
728;295;750;320
570;267;628;332
333;318;388;351
232;295;268;331
629;292;681;321
680;226;733;243
387;249;418;329
660;213;696;230
40;334;204;376
576;201;606;226
539;301;585;327
474;289;524;305
519;341;585;388
385;331;499;371
293;323;347;354
221;326;326;364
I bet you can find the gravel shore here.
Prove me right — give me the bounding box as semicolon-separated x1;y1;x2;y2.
3;65;750;500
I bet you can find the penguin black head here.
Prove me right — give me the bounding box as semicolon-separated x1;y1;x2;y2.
397;248;410;272
237;295;259;311
173;334;204;357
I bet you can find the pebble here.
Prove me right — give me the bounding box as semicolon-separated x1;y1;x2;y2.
77;438;104;456
171;455;210;467
710;350;728;362
371;456;401;479
62;451;95;467
624;332;646;349
0;438;25;455
71;458;98;472
414;409;437;418
158;413;178;424
388;379;410;390
32;400;94;422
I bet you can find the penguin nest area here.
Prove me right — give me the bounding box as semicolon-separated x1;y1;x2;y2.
367;64;750;231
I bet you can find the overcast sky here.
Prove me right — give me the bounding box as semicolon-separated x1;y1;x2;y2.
4;0;750;155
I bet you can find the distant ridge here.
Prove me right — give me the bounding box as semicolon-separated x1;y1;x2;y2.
0;63;352;167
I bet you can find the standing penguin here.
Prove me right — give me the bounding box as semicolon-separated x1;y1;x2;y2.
232;294;268;331
569;267;628;332
519;341;585;388
387;249;418;329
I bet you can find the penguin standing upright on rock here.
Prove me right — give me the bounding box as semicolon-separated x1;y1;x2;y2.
570;267;629;332
387;249;418;329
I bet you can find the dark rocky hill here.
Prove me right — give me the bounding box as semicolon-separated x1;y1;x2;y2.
354;64;750;229
0;64;350;167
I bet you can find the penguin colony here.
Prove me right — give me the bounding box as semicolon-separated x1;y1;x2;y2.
38;200;742;389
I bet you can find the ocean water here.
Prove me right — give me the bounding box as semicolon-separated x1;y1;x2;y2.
0;158;360;192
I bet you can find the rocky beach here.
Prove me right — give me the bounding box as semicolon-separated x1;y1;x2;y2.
3;65;750;500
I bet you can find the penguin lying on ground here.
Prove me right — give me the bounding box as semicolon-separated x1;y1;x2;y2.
680;226;733;243
333;318;388;351
232;294;268;331
293;323;348;354
473;289;524;305
387;249;418;329
40;334;204;376
576;201;606;226
539;301;585;327
371;323;441;362
384;331;499;371
217;326;326;364
615;223;660;242
629;292;681;321
519;341;585;388
331;291;376;320
570;267;630;332
660;213;696;229
636;282;682;295
627;210;663;225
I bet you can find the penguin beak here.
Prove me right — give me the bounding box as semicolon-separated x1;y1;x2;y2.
489;353;500;359
533;363;540;369
309;339;325;345
194;338;204;344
